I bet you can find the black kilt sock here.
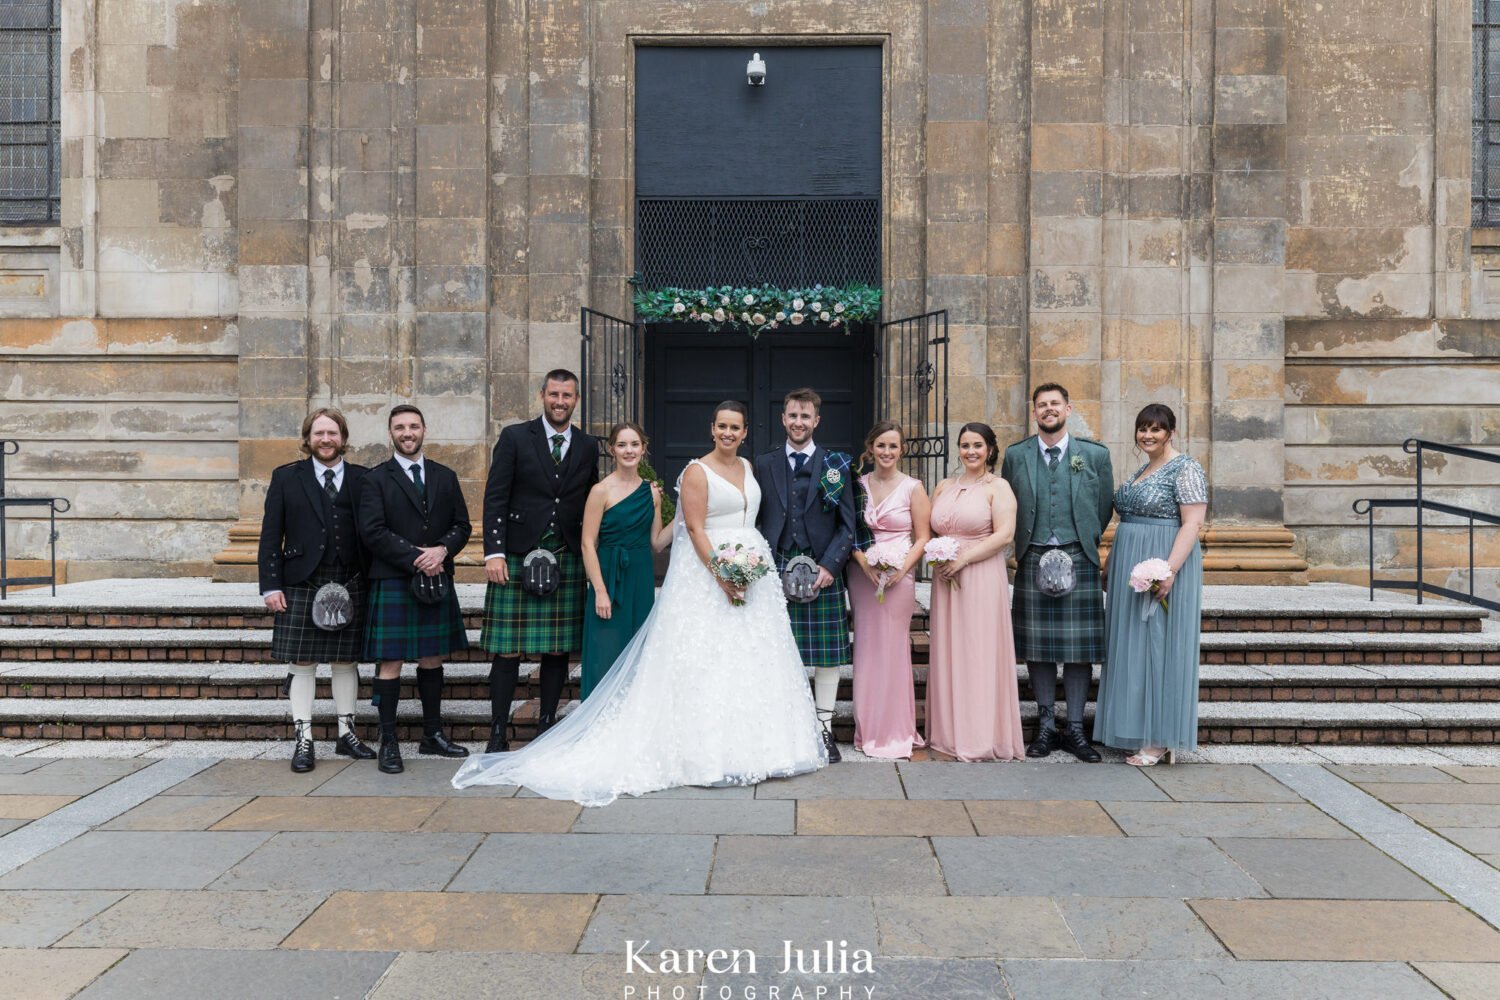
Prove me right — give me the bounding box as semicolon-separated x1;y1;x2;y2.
374;677;400;736
488;655;521;724
1062;663;1091;726
538;654;568;719
416;666;445;736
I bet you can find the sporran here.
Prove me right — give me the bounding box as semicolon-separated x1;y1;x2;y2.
410;571;452;605
311;581;354;631
781;554;821;604
1035;547;1077;598
522;547;561;597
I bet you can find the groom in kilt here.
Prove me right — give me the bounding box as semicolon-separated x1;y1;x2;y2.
479;369;599;752
756;387;858;763
1001;382;1115;762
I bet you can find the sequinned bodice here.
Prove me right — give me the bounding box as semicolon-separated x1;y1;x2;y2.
1114;454;1208;519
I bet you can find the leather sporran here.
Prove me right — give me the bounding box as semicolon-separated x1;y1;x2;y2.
311;582;353;631
781;554;821;604
522;547;561;597
410;571;451;605
1035;547;1077;598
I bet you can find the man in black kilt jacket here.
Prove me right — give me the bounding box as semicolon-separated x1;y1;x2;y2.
478;369;599;753
259;407;377;772
357;404;473;774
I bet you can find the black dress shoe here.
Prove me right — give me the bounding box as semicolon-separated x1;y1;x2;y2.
418;731;470;758
1026;725;1060;759
485;720;510;754
378;734;404;774
290;733;315;773
335;731;376;760
1058;723;1102;763
821;726;842;764
535;712;557;738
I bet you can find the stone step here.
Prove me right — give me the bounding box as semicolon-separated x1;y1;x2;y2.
1198;623;1500;665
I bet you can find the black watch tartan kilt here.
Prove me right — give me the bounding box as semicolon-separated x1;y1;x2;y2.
270;566;367;663
1011;542;1106;664
778;546;852;668
362;576;469;662
479;539;586;656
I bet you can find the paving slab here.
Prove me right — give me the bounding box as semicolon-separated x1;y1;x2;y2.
1144;765;1305;803
570;798;794;835
367;952;701;1000
28;743;164;760
419;798;581;833
1329;764;1459;784
56;889;325;950
1191;899;1500;961
1358;781;1500;804
0;948;128;1000
1054;897;1229;959
1191;746;1326;764
99;794;254;831
0;794;76;819
633;784;756;799
796;799;973;836
1439;827;1500;853
210;795;444;832
710;835;946;896
311;758;515;797
0;818;22;834
0;770;132;796
450;833;714;895
700;956;1008;1000
1312;746;1456;765
1412;963;1500;1000
934;836;1264;898
1438;765;1500;783
579;894;879;956
753;763;905;799
210;831;481;892
1001;959;1446;1000
31;758;153;776
1395;802;1500;827
963;799;1122;837
0;890;127;947
161;759;347;797
284;891;594;952
0;831;271;890
874;896;1078;958
1101;801;1353;839
1214;837;1442;899
0;745;55;761
73;948;394;1000
1432;748;1500;766
899;761;1168;801
0;755;56;773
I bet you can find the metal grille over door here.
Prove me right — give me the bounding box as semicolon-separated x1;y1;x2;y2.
878;311;949;491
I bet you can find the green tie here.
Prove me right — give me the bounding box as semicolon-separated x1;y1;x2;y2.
551;433;565;464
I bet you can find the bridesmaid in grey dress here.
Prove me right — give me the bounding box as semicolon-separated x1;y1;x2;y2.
1093;403;1208;765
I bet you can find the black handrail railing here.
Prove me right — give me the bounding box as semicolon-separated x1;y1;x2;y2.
1352;438;1500;613
0;440;70;599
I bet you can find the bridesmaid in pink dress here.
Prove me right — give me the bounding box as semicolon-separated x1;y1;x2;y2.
927;422;1026;761
847;421;932;759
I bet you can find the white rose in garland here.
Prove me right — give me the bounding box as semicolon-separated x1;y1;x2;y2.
740;312;751;323
713;308;726;322
720;295;731;306
775;311;786;322
672;301;685;314
752;312;766;325
820;311;831;322
834;302;845;313
810;301;822;313
792;297;805;311
743;294;756;305
789;311;804;325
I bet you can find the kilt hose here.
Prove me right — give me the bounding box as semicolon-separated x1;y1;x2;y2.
362;577;469;662
479;543;586;656
1011;542;1106;664
270;566;367;664
777;546;852;668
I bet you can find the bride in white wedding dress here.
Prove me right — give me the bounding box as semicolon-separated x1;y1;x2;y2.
452;400;827;805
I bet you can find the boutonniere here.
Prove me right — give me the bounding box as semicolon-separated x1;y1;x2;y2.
1070;456;1085;473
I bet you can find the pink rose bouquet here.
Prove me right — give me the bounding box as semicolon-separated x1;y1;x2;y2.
924;536;963;590
712;542;770;606
1129;557;1174;619
864;539;911;603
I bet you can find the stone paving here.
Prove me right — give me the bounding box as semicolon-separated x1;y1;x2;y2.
2;743;1500;998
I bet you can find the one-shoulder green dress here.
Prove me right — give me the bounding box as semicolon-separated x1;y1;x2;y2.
580;481;657;700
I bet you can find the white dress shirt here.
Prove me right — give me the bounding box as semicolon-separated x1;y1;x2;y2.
1038;432;1070;465
312;458;345;493
394;452;425;483
785;440;816;470
542;417;573;461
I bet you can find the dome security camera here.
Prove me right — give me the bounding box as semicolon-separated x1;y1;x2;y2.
747;52;766;86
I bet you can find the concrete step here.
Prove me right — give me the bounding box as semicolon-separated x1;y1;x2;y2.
1198;622;1500;665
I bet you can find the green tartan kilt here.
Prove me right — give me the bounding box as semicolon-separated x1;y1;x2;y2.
362;577;468;662
479;549;586;655
777;547;852;668
1011;542;1106;664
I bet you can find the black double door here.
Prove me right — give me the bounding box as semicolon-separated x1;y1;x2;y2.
646;325;875;492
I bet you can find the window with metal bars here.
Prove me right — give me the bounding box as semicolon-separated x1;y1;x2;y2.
0;0;60;225
1476;3;1500;225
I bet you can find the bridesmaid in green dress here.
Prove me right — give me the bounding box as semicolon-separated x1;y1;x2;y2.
579;422;674;699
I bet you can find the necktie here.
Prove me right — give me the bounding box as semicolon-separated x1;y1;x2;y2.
792;452;807;474
1046;446;1060;469
410;463;426;502
323;468;337;501
551;433;565;464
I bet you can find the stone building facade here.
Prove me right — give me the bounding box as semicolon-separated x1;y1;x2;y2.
0;0;1494;589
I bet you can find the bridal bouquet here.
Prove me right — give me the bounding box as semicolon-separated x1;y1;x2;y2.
1129;558;1174;619
712;543;770;606
924;537;963;590
864;540;911;603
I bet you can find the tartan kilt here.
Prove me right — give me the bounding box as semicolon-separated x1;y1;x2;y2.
362;577;469;662
777;546;852;668
270;566;367;664
1011;542;1106;664
479;549;586;655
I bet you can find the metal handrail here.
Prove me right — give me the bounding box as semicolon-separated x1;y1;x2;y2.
1352;438;1500;613
0;440;70;599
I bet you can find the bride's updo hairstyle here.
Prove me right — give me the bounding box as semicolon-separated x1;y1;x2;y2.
713;400;750;426
860;420;904;467
957;421;1000;472
607;421;649;452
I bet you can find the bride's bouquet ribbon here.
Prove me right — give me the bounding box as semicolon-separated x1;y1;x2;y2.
1129;557;1173;620
864;539;911;603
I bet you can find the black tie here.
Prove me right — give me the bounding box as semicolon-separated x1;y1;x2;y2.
323;468;337;501
410;463;426;502
793;452;807;474
1046;446;1060;469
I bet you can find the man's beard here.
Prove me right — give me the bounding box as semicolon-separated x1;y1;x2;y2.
545;404;575;428
393;437;422;457
1036;413;1066;434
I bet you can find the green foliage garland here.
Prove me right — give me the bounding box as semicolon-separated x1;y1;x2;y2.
631;281;881;338
638;458;676;527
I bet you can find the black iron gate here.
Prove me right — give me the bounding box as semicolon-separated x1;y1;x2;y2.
878;311;949;490
579;308;642;461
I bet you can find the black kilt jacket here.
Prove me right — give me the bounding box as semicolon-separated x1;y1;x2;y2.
357;457;472;580
481;419;599;558
257;458;371;594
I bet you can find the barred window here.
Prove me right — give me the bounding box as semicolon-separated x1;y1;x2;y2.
0;0;60;225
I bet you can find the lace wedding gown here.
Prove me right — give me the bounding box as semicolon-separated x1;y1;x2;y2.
452;457;827;805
